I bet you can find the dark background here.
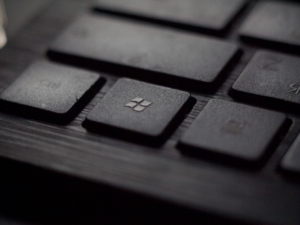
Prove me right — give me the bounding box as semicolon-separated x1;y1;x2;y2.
0;0;299;224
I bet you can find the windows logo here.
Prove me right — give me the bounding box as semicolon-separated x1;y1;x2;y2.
125;97;152;112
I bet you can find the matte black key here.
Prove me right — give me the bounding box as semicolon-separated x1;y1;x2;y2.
178;99;288;165
232;51;300;111
239;1;300;50
84;78;192;145
281;134;300;175
48;14;240;87
0;60;104;123
94;0;247;33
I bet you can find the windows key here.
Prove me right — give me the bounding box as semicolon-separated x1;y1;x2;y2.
83;78;194;145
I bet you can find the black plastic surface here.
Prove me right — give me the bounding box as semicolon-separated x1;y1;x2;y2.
0;1;300;225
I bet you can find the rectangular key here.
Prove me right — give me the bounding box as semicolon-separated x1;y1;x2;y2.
178;99;289;166
231;51;300;112
48;14;240;88
94;0;247;33
0;60;104;124
281;134;300;176
239;1;300;51
83;78;193;145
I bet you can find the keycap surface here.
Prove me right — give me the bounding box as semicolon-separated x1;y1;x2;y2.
49;14;240;85
95;0;246;32
84;78;191;143
0;60;103;123
179;99;287;164
232;51;300;108
281;134;300;175
239;1;300;49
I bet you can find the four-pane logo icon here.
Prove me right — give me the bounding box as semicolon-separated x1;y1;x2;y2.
125;97;152;112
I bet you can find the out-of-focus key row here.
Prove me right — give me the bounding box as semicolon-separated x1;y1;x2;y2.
94;0;300;51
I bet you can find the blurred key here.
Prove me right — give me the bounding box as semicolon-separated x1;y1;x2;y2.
231;51;300;112
3;0;51;38
48;14;240;88
239;1;300;51
94;0;247;33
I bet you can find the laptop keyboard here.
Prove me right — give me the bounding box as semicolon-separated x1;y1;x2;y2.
0;0;300;224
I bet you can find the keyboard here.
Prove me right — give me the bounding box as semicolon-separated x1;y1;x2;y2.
0;0;300;224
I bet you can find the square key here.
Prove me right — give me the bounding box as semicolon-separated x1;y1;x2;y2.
239;1;300;49
0;60;104;123
84;78;192;144
179;99;288;165
95;0;247;33
232;51;300;109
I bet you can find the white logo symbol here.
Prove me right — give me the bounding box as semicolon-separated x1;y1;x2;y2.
125;97;152;112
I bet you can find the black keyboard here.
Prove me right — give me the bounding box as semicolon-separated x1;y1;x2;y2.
0;0;300;224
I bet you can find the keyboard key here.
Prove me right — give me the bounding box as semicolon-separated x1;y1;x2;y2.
48;14;240;88
231;51;300;111
239;1;300;50
281;134;300;175
94;0;247;33
84;78;193;145
0;60;104;124
178;99;288;166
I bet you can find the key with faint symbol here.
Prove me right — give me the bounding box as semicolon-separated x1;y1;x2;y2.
231;51;300;113
83;78;194;146
178;99;289;167
0;60;105;124
0;0;7;48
